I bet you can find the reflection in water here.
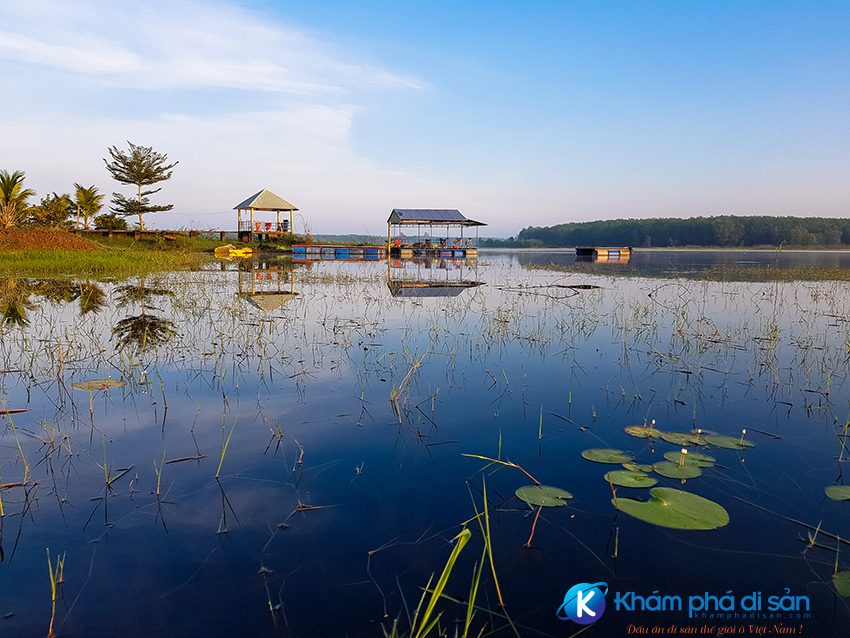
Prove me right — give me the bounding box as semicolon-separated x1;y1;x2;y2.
387;256;484;298
0;279;38;327
236;258;299;312
78;281;107;315
0;278;109;326
0;255;849;636
112;314;177;351
112;278;176;351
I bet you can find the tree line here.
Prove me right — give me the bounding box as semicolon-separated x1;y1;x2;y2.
0;142;177;232
481;215;850;248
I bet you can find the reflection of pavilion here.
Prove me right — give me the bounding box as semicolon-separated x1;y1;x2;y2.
237;259;299;312
387;257;484;298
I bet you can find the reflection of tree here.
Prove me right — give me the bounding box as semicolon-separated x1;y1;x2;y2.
0;279;37;327
112;278;176;352
114;284;173;308
112;314;177;350
31;280;79;304
78;281;107;316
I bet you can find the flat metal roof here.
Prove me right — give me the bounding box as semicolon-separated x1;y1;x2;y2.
388;209;486;226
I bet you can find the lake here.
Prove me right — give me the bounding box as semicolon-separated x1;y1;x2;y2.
0;250;848;637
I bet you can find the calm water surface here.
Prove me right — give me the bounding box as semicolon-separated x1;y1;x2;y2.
0;251;848;637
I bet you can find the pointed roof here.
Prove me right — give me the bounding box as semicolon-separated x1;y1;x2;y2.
234;189;299;211
243;292;299;312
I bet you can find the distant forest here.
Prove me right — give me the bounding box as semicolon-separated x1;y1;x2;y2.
481;216;850;248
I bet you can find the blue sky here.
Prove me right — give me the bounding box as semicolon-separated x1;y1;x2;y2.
2;0;849;235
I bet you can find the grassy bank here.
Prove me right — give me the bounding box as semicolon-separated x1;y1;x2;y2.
0;230;221;276
0;248;212;276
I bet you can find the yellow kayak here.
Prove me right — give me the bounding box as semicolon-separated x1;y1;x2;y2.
215;244;253;259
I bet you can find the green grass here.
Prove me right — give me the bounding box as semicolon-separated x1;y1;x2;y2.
0;248;212;276
0;232;241;276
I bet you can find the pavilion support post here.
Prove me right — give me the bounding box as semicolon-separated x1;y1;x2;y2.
290;210;293;234
250;208;254;242
387;223;392;254
277;210;281;232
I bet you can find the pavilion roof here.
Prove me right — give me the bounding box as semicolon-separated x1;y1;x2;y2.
234;189;298;211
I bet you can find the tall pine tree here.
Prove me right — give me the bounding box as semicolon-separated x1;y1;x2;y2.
104;142;178;230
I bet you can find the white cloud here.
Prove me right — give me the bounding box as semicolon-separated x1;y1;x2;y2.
0;0;425;94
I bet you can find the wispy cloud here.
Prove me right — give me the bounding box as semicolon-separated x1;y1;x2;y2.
0;0;425;94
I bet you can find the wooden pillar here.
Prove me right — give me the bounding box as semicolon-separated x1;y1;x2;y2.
250;207;254;242
276;210;281;232
219;231;225;241
289;210;293;233
237;208;242;235
387;223;392;253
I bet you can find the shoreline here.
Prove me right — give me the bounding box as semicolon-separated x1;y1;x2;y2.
480;246;850;253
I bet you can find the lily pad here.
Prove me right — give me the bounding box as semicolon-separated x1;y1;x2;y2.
614;487;730;530
581;448;634;464
72;379;126;392
661;432;706;446
604;470;658;488
825;486;850;501
622;462;654;472
834;571;850;597
625;425;662;439
703;435;754;450
652;461;702;480
663;451;716;468
515;485;573;507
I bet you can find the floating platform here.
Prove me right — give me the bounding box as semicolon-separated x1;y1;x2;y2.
291;244;387;261
390;247;478;259
575;246;632;262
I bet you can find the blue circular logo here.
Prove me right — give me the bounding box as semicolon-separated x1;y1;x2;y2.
557;582;608;624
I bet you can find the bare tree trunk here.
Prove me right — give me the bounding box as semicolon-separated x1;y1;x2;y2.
76;204;81;229
137;183;144;230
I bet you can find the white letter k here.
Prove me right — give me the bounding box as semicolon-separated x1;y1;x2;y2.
576;590;596;617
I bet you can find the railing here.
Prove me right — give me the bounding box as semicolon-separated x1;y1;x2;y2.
238;221;291;233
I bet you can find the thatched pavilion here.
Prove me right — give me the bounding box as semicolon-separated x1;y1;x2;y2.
235;189;298;242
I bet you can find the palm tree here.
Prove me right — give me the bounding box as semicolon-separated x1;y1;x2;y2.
0;170;36;229
73;184;104;230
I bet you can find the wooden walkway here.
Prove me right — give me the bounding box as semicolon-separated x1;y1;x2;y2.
72;229;230;240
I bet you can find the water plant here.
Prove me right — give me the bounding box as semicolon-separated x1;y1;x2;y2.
614;487;730;530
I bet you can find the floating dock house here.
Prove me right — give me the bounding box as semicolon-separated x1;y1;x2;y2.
387;209;486;258
575;246;633;263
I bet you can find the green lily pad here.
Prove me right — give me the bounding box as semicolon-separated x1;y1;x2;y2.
614;487;729;530
604;470;658;488
515;485;573;507
834;571;850;597
703;435;755;450
581;448;634;464
625;425;662;439
622;462;654;472
661;432;706;446
825;486;850;501
663;451;716;468
653;461;703;479
72;379;126;392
